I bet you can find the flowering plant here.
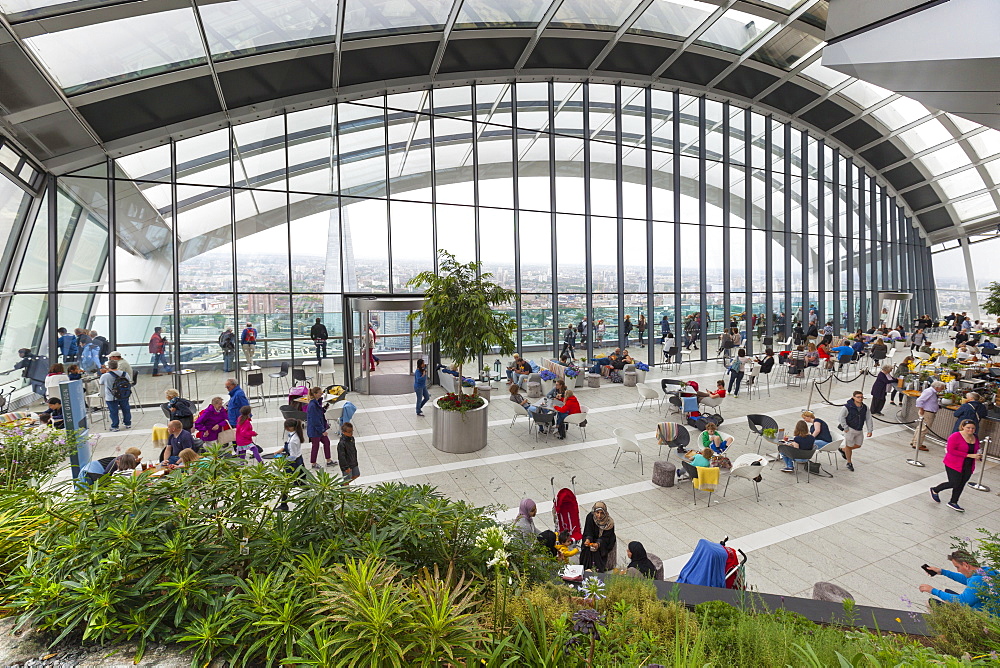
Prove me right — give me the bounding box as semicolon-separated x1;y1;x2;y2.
436;391;485;413
0;424;89;487
564;367;580;378
475;525;512;569
578;576;607;601
540;369;558;381
635;362;650;371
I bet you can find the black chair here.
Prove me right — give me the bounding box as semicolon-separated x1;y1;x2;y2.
747;414;779;453
680;461;713;506
763;336;774;348
268;361;290;396
530;411;556;441
246;373;267;411
291;368;310;388
129;370;145;414
659;423;691;460
279;404;303;423
776;444;818;483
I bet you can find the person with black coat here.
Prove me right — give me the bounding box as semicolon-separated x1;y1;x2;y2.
310;318;329;361
627;541;657;579
337;422;359;483
953;392;989;434
580;501;617;572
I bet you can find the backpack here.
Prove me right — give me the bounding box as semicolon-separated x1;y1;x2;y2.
608;369;623;384
80;343;101;372
171;398;194;418
109;371;131;401
577;322;584;334
688;414;724;430
244;329;257;344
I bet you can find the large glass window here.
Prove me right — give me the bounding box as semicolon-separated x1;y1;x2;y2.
12;80;929;390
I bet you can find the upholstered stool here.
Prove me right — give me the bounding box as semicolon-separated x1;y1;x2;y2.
812;582;853;603
526;381;542;398
652;460;676;488
623;371;638;387
586;373;601;389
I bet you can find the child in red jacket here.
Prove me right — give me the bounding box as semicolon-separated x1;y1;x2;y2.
235;405;262;462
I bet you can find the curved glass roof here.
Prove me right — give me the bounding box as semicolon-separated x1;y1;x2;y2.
1;0;998;240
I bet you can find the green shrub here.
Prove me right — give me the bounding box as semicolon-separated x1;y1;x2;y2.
925;600;999;657
4;450;545;664
0;424;84;486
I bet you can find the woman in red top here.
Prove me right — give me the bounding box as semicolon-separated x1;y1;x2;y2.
553;388;582;439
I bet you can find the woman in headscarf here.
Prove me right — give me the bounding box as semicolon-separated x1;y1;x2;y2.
537;530;558;557
627;541;657;579
513;498;538;537
580;501;617;572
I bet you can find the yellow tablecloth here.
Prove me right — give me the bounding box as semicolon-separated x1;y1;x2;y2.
151;424;170;450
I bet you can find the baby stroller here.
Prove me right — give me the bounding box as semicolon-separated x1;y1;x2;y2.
677;536;747;590
550;476;582;541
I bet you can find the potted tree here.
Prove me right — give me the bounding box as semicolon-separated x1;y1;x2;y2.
982;281;1000;344
408;251;517;453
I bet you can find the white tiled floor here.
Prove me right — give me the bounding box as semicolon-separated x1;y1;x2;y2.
58;356;1000;613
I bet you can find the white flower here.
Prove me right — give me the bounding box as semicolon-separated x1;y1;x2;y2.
487;549;509;569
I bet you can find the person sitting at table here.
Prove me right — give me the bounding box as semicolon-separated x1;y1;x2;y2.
831;342;855;370
66;364;83;381
780;420;815;473
176;448;202;469
700;422;732;454
509;355;533;387
40;397;64;429
800;410;833;450
111;453;140;477
509;384;553;432
194;396;230;442
755;349;775;374
161;388;195;431
105;446;145;475
708;380;726;399
685;448;713;468
164;420;195;464
552;388;581;439
957;345;979;363
547;379;567;401
788;345;809;374
817;340;833;369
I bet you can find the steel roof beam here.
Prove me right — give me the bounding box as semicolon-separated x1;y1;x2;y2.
651;0;737;78
514;0;568;72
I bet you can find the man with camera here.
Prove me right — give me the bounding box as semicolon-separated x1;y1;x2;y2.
918;550;997;612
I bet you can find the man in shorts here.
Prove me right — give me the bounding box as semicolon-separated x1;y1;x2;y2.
838;390;873;472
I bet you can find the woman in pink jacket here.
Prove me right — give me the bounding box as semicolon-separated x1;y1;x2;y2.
929;419;982;512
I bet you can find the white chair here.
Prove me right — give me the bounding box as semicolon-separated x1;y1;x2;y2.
724;464;765;502
816;437;843;470
563;406;588;441
699;395;725;416
636;386;659;412
86;392;107;428
510;402;531;431
439;372;456;393
612;428;644;474
778;336;794;351
732;453;766;468
45;373;69;400
744;364;761;399
326;403;345;435
317;358;337;386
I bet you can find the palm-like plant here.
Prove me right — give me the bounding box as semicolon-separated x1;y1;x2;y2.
982;281;1000;319
407;250;517;397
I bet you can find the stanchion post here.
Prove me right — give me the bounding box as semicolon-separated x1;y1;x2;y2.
806;379;815;411
906;416;927;467
968;436;991;492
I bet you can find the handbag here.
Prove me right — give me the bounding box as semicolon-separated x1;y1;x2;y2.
710;455;732;469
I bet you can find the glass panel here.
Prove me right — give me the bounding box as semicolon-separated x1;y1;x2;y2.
234;116;288;191
937;168;987;200
455;0;549;28
550;0;644;30
518;210;551;291
629;0;716;39
800;61;850;88
389;200;433;291
234;189;289;292
342;197;389;291
896;118;953;153
0;294;48;394
290;195;341;293
696;7;775;54
968;129;1000;160
24;8;207;93
343;0;453;37
870;98;929;130
752;26;822;69
839;81;893;109
954;193;996;222
479;208;515;289
200;0;337;59
919;144;970;177
0;173;31;274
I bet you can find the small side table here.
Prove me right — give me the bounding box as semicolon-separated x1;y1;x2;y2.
177;368;199;403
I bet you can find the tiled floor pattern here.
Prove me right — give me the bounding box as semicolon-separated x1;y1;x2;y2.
55;356;999;612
